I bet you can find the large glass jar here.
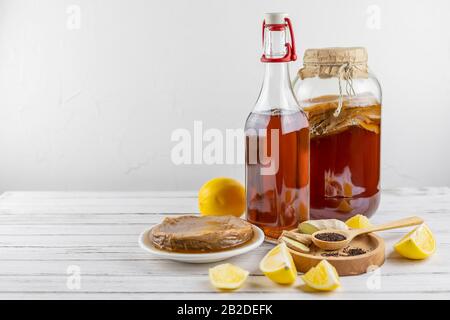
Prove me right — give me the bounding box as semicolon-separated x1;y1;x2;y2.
294;47;382;220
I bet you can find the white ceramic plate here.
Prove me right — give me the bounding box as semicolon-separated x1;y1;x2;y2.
138;224;265;263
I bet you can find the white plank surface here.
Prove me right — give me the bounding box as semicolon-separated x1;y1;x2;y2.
0;188;449;300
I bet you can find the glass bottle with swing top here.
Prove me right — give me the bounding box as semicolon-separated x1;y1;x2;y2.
245;13;309;239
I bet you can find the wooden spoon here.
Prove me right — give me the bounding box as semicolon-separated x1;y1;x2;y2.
311;216;424;251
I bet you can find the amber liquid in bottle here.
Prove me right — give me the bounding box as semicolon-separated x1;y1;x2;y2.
245;15;309;239
246;110;309;238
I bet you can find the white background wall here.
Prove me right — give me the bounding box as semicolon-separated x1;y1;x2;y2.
0;0;449;192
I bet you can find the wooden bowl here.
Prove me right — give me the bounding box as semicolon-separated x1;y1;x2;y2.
289;233;385;276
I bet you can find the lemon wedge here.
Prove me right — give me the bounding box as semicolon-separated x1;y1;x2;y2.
394;223;436;260
346;214;372;229
209;263;249;290
337;199;353;213
301;260;340;291
259;242;297;285
343;182;353;197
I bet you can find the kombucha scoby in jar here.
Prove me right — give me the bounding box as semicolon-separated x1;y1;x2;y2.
306;94;381;220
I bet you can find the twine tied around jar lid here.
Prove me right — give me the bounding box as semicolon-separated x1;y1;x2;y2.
297;47;369;117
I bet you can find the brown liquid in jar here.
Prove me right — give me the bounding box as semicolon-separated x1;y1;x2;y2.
245;109;309;239
306;95;381;220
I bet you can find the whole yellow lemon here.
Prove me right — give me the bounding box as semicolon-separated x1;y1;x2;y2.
198;177;246;217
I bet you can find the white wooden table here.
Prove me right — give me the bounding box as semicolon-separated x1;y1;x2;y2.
0;188;449;300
